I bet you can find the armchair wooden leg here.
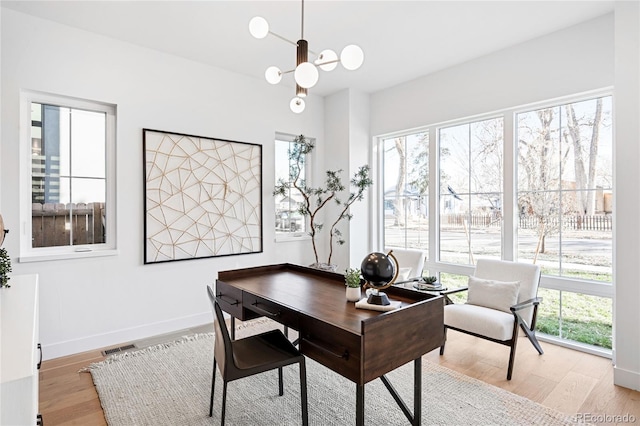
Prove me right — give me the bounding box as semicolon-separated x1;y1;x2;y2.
439;327;447;355
520;323;544;354
507;344;517;380
507;324;520;380
278;367;284;396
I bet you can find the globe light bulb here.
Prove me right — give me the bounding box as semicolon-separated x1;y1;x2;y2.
294;62;319;89
249;17;269;39
340;45;364;70
265;66;282;84
315;49;338;72
290;97;305;113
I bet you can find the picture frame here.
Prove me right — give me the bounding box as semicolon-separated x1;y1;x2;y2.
143;129;263;264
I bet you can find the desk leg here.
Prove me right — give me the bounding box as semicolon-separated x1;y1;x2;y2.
356;384;364;426
380;357;422;425
414;358;422;425
230;317;235;340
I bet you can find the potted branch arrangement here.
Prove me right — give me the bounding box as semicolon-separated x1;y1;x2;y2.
273;135;373;271
0;248;12;289
344;267;362;302
415;275;442;291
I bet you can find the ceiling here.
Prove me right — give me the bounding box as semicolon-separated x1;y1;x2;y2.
1;0;614;97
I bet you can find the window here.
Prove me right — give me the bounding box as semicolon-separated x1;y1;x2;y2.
274;134;309;239
536;288;612;349
516;97;613;281
21;92;116;260
439;118;504;264
516;95;613;351
378;92;613;354
382;132;429;253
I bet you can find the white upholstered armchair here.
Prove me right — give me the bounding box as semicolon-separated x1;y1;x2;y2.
385;247;426;281
439;259;543;380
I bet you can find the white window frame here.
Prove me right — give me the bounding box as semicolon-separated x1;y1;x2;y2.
19;91;118;262
274;132;312;243
375;88;614;355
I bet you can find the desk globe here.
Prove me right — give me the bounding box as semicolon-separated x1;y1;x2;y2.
360;251;399;305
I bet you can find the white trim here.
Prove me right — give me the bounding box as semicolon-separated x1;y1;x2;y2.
19;249;119;263
537;334;612;358
503;113;516;261
41;311;211;361
540;275;613;298
274;233;311;243
613;366;640;392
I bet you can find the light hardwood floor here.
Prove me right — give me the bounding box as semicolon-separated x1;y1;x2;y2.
39;327;640;425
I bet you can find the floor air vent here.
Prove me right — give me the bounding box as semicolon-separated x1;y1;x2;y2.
102;344;136;356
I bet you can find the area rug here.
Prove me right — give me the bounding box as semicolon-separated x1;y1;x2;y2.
85;319;575;425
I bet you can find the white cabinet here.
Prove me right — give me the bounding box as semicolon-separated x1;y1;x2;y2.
0;274;40;426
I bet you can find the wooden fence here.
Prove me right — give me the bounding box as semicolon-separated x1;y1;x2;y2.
517;214;612;231
444;213;502;228
444;213;612;232
32;202;105;247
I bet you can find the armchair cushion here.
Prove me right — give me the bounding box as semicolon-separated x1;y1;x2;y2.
467;276;520;313
385;247;426;279
397;267;413;281
444;304;515;341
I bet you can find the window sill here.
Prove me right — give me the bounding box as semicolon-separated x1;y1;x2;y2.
275;233;310;243
19;249;119;263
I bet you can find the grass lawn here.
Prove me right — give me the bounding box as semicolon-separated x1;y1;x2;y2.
536;287;612;349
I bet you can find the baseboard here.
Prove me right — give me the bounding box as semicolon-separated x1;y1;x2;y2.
42;311;211;360
613;365;640;391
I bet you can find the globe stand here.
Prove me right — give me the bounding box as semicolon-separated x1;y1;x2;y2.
367;289;390;306
361;250;400;306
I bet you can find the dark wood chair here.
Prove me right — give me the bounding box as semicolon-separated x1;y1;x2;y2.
439;259;543;380
206;286;308;425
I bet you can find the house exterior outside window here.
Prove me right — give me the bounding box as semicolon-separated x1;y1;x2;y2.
274;133;311;241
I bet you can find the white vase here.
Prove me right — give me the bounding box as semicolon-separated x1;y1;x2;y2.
309;262;338;272
346;286;361;302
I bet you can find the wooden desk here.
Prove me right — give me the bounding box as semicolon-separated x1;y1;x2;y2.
216;263;444;425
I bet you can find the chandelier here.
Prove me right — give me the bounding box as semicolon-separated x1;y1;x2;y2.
249;0;364;113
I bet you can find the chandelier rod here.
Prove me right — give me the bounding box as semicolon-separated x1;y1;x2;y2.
301;0;305;40
270;31;298;47
278;57;340;75
268;30;317;55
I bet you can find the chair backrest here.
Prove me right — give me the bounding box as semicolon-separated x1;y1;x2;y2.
207;285;233;375
473;259;541;325
385;247;426;280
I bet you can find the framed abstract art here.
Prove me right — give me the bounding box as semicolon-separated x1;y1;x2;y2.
143;129;262;264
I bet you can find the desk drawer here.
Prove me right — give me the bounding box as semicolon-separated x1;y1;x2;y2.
299;316;362;384
215;280;244;319
243;294;299;329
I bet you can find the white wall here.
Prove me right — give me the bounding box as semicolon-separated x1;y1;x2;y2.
323;89;371;272
370;12;640;390
1;9;324;359
613;1;640;391
371;14;614;136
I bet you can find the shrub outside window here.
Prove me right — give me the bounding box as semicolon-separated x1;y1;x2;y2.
274;134;309;240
